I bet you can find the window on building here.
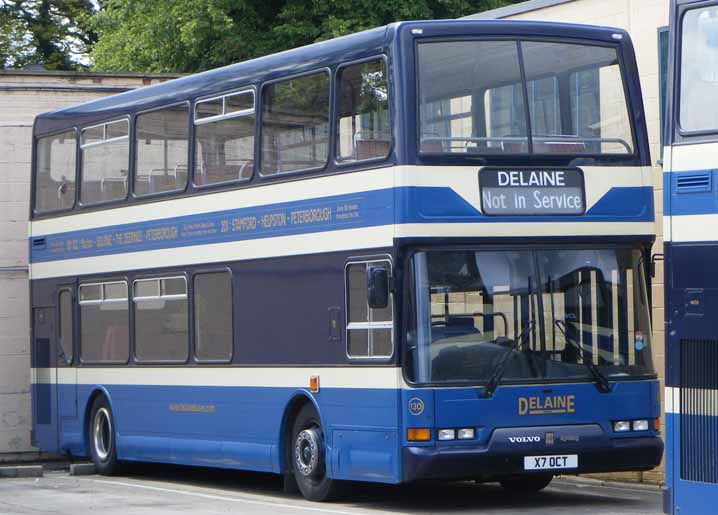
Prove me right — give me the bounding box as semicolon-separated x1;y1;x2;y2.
261;71;330;175
133;277;189;362
79;281;129;363
679;6;718;133
58;290;73;363
35;130;76;213
80;120;130;204
337;59;390;162
346;260;393;358
194;272;233;362
194;90;255;186
135;104;189;195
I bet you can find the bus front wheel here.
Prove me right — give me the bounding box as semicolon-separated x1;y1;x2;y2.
499;474;553;492
290;404;340;501
89;396;120;475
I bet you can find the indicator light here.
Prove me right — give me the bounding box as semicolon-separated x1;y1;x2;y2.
407;428;431;442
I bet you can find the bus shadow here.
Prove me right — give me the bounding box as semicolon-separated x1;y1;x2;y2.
116;463;660;514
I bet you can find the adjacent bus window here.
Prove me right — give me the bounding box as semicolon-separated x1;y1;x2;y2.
79;281;129;363
35;130;76;213
261;71;330;175
135;104;189;196
81;120;130;204
194;91;255;186
194;272;233;362
134;277;189;362
346;261;393;358
58;290;73;363
337;59;390;162
679;6;718;133
418;40;635;155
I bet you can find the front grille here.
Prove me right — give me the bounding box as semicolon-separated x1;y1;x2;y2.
680;339;718;483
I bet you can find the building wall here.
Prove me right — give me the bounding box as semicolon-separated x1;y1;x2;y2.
0;71;177;459
470;0;668;484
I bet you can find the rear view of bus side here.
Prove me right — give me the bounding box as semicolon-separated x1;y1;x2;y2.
30;20;662;502
664;2;718;514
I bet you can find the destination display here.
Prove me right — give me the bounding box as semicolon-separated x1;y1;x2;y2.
480;168;585;216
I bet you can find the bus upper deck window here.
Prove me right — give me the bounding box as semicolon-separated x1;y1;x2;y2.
135;104;189;197
261;71;330;176
80;120;130;205
34;130;76;214
194;91;255;187
417;39;634;156
336;58;390;163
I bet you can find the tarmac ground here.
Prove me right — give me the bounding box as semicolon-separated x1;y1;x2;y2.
0;463;663;515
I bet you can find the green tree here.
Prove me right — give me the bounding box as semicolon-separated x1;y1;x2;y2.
89;0;518;73
0;0;98;70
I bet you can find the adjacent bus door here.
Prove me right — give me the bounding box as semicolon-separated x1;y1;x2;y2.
666;2;718;514
32;306;59;454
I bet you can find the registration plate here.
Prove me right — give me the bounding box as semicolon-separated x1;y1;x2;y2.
524;454;578;470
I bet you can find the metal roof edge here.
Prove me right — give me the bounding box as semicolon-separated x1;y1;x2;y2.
461;0;576;20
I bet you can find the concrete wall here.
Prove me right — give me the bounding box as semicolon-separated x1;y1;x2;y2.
0;70;178;459
469;0;668;484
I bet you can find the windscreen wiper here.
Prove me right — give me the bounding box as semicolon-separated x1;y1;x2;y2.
481;319;536;399
553;319;611;393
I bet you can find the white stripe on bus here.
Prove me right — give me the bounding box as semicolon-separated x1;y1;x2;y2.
668;142;718;173
665;386;718;417
668;214;718;243
32;366;406;389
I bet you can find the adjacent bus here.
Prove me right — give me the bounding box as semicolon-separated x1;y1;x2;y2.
664;2;718;514
30;20;662;501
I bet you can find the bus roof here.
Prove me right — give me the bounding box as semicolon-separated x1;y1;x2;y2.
33;19;631;137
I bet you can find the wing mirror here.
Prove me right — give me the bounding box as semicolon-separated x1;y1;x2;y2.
367;266;390;309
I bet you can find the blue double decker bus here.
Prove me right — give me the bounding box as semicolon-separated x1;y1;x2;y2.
30;20;662;501
664;2;718;514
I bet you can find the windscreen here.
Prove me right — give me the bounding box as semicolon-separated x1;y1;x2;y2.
418;39;634;155
407;247;654;385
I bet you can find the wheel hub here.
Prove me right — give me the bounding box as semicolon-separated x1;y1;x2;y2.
294;428;321;477
93;407;112;461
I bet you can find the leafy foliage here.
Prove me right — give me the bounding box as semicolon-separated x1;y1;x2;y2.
88;0;519;73
0;0;98;70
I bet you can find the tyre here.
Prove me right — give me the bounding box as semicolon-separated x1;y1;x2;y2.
290;404;340;501
88;396;120;475
499;474;553;492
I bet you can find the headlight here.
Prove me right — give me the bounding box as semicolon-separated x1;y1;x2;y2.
437;429;456;441
632;420;649;431
457;428;475;440
613;420;631;432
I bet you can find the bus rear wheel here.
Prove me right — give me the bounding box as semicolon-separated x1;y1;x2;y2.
499;474;553;492
89;396;120;475
290;404;340;502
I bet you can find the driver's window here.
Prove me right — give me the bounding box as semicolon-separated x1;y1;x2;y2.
345;260;393;359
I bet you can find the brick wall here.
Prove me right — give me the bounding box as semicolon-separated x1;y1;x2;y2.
0;71;177;458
